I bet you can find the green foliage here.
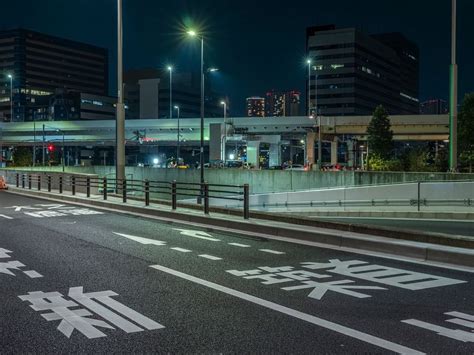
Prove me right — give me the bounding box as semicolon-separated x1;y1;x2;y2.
12;147;32;167
458;93;474;171
406;147;432;172
367;105;393;159
367;154;403;172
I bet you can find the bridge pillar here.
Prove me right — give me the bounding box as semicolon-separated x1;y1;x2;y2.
209;123;224;162
331;136;338;165
306;132;316;166
247;141;260;169
269;143;281;167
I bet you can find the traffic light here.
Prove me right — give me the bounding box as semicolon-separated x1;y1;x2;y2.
47;144;55;152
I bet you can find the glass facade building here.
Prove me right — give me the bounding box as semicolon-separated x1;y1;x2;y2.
306;25;419;116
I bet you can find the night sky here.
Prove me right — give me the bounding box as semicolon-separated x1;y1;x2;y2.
2;0;473;116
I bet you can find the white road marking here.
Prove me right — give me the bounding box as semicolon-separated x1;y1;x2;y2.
23;270;43;278
150;264;424;354
0;214;13;220
198;254;222;261
113;232;167;246
259;249;285;255
171;247;192;253
173;228;220;241
228;243;251;248
402;318;474;343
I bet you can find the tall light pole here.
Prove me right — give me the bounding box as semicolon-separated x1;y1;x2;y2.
167;66;173;119
174;105;180;161
187;30;205;186
7;74;13;121
449;0;458;171
306;59;311;116
116;0;126;184
221;101;227;162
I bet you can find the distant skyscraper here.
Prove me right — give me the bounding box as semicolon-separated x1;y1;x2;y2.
246;97;265;117
420;99;448;115
265;90;286;117
306;25;419;116
0;28;109;122
285;91;301;116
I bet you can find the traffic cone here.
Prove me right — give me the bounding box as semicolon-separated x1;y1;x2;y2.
0;176;8;190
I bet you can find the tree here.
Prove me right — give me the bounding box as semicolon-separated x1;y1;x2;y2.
458;93;474;172
12;147;32;167
367;105;393;160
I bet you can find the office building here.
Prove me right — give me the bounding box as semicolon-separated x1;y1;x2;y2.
264;90;301;117
420;99;448;115
246;97;265;117
0;28;109;122
306;25;419;116
285;90;301;116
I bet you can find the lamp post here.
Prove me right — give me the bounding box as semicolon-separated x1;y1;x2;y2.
167;66;173;119
187;30;205;187
116;0;126;185
221;101;227;162
306;59;311;117
7;74;13;121
174;105;180;161
449;0;458;171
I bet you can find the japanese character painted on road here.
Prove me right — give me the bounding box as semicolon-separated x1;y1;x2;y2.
0;247;43;278
19;287;164;339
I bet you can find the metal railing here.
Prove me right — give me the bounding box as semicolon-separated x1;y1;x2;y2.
15;173;250;219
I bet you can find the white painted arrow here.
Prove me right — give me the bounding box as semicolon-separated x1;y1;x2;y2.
113;232;167;246
173;228;220;241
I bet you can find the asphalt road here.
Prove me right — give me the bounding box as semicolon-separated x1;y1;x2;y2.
312;216;474;237
1;191;473;354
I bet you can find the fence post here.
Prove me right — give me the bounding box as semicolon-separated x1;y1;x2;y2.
47;176;51;192
59;176;63;194
122;179;127;203
37;175;41;191
171;180;177;210
145;180;150;206
72;176;76;195
243;184;250;220
86;177;91;198
22;174;25;189
203;182;209;215
16;173;19;188
103;177;107;200
28;174;32;190
417;181;421;212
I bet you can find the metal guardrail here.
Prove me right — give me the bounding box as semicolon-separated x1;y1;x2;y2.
15;173;250;219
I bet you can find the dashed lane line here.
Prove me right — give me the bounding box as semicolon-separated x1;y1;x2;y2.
0;214;13;220
150;264;424;355
259;249;286;255
198;254;223;261
171;247;192;253
228;243;251;248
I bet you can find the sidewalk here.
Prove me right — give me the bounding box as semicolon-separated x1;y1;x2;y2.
5;187;474;270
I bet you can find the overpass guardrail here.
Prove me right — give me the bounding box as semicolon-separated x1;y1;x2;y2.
12;173;250;219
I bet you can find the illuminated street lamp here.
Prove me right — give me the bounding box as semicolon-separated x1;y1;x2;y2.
306;59;311;117
186;29;205;189
221;101;227;162
174;105;180;161
167;66;173;118
7;74;13;121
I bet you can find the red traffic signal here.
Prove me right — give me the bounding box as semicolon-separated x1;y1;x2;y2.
47;144;55;152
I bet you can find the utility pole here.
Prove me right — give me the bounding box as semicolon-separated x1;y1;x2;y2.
449;0;458;171
116;0;126;183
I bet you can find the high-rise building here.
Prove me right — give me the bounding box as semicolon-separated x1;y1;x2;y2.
420;99;448;115
285;90;301;116
0;29;109;122
265;90;286;117
306;25;419;116
246;97;265;117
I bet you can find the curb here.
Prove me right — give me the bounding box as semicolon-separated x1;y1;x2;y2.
6;188;474;269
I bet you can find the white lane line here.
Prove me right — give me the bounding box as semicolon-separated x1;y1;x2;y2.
113;232;167;246
198;254;223;261
228;243;251;248
259;249;285;255
23;270;43;278
0;214;13;220
171;247;192;253
173;228;220;241
150;264;423;355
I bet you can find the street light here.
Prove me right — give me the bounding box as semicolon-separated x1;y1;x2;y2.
7;74;13;121
187;29;205;189
167;66;173;119
449;0;458;171
306;59;311;117
174;105;180;161
116;0;126;185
